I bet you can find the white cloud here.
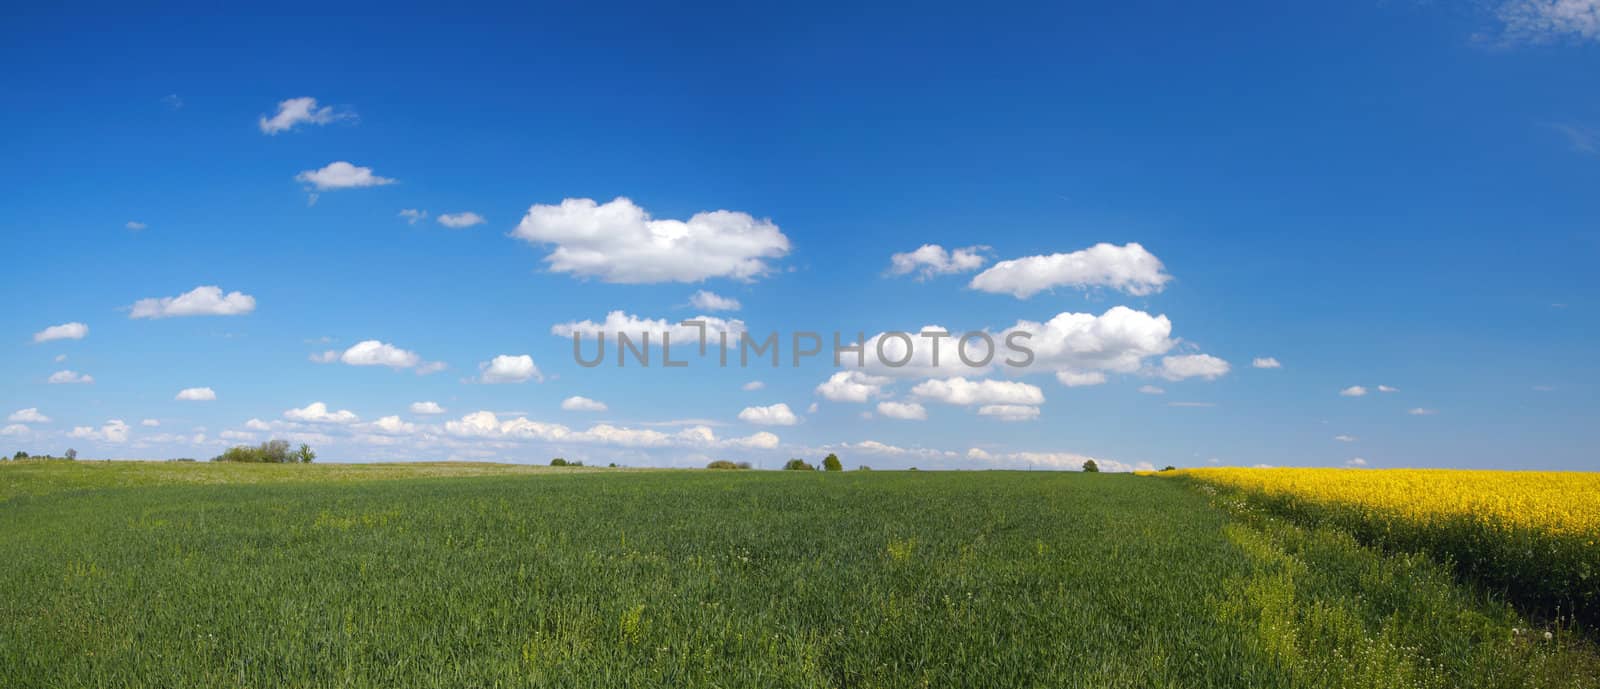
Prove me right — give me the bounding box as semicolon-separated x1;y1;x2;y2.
977;404;1040;421
8;408;49;423
0;424;27;436
888;244;988;279
175;387;216;401
876;401;927;420
1005;306;1177;376
33;322;88;342
806;402;819;413
1160;354;1231;381
220;430;256;442
973;450;1153;473
295;161;395;190
1339;386;1368;397
284;402;359;424
741;380;765;391
738;403;799;426
244;418;272;431
561;396;608;412
54;354;66;362
309;350;338;364
410;401;445;415
126;221;147;231
1498;0;1600;42
690;290;741;311
478;354;542;384
130;285;256;319
858;326;989;378
259;97;351;134
48;370;93;384
553;312;746;353
968;242;1171;298
437;212;486;229
340;340;420;368
1252;357;1282;369
141;419;160;427
399;209;428;224
366;415;417;435
912;377;1045;406
511;197;790;283
1408;407;1438;416
1055;370;1107;387
1138;385;1166;395
1345;457;1368;467
815;370;891;402
443;410;777;450
1334;434;1357;442
69;419;129;443
1378;385;1399;393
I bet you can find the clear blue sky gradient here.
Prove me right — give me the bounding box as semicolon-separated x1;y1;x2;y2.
3;3;1597;469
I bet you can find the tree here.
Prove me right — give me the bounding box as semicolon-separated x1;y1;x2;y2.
822;453;842;472
14;451;29;460
1082;460;1099;473
707;460;751;470
1161;465;1176;472
550;458;568;466
782;458;815;471
64;448;77;460
296;443;316;463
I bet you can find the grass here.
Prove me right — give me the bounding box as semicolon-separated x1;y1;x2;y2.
1;461;1596;688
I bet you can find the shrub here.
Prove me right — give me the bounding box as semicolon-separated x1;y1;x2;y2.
1082;460;1099;473
822;454;842;472
1161;465;1176;472
706;460;751;470
782;459;815;471
550;458;568;467
212;439;305;463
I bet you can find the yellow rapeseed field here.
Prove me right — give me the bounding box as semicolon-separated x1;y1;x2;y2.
1172;468;1600;537
1164;467;1600;627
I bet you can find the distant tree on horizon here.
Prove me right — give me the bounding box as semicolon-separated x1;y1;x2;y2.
1082;460;1099;473
822;453;842;472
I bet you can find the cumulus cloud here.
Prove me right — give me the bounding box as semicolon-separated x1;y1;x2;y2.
48;370;93;384
1408;407;1438;416
175;387;216;401
0;424;27;436
738;403;799;426
876;401;927;420
340;340;419;368
1345;457;1369;467
1339;386;1368;397
977;404;1040;421
141;419;160;427
1138;385;1166;395
399;209;428;225
1378;385;1399;393
309;350;339;364
912;377;1045;406
70;419;130;443
1005;306;1177;376
284;402;359;424
1334;434;1357;442
561;396;608;412
444;410;777;450
1159;354;1231;381
1498;0;1600;43
8;408;50;423
365;415;417;435
968;242;1171;298
690;290;741;311
437;212;486;229
511;197;790;283
259;97;352;134
478;354;542;383
295;161;395;190
815;371;891;402
971;449;1154;473
887;244;988;279
741;380;765;391
1252;357;1282;369
1055;370;1108;387
130;285;256;319
33;322;89;343
553;311;745;346
410;401;445;415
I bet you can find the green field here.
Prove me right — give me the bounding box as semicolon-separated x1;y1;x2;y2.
2;461;1596;688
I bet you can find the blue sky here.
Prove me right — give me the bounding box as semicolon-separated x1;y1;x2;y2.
3;3;1597;470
